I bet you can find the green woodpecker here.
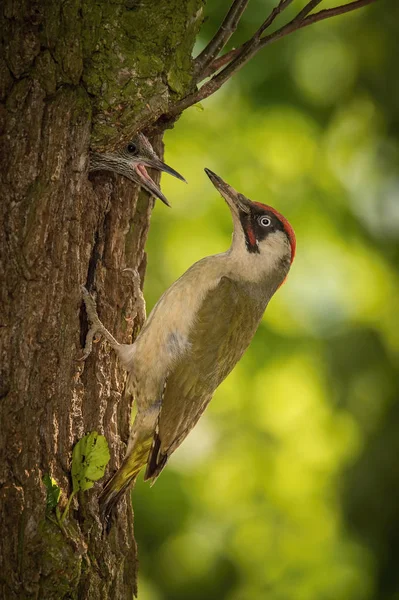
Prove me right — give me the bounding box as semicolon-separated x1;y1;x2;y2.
89;133;186;206
81;169;296;526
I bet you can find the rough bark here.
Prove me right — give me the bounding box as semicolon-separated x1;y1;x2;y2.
0;1;203;598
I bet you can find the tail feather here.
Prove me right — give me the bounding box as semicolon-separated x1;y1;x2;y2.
144;431;169;483
99;474;137;533
99;436;153;531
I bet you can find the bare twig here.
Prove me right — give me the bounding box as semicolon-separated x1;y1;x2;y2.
286;0;377;28
256;0;375;51
199;0;321;81
198;0;296;82
200;46;242;80
255;0;297;39
163;0;376;121
194;0;250;79
290;0;324;24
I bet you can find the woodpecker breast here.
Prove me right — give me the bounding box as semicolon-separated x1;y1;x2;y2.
143;268;285;480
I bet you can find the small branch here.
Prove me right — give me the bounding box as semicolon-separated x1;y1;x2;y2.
198;0;296;82
256;0;375;52
255;0;296;39
289;0;323;24
194;0;250;79
164;0;376;121
289;0;377;29
201;46;242;80
199;0;322;82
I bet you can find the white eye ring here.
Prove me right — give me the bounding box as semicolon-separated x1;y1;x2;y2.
259;216;271;227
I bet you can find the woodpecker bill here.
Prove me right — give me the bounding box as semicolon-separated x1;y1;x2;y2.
89;133;186;206
81;169;296;527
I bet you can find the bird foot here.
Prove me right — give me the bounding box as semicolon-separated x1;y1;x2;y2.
80;286;121;360
122;268;146;325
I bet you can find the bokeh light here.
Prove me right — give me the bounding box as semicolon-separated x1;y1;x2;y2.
135;2;399;599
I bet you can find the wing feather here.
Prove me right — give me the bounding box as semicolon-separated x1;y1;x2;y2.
145;276;266;480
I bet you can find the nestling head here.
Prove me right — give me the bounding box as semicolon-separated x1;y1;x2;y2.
205;168;296;268
90;133;186;207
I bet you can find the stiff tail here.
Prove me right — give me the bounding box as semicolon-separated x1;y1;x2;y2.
99;436;153;531
144;431;169;483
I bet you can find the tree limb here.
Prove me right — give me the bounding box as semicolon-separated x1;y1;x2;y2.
197;0;296;82
163;0;376;122
194;0;250;79
289;0;324;25
286;0;377;29
255;0;297;39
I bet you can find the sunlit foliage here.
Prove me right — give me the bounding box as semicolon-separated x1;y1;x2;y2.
136;2;399;598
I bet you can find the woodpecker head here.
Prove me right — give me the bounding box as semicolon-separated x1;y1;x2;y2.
89;133;186;207
205;169;296;275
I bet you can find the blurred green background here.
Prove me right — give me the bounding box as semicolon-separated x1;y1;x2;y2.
135;1;399;599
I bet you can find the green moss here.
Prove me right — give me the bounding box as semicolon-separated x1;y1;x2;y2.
6;78;32;112
167;66;185;95
71;87;92;125
81;2;103;55
40;2;61;50
53;0;84;84
80;0;204;148
32;51;57;94
38;520;82;599
19;0;204;148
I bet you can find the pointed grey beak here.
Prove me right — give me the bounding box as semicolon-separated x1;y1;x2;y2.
135;158;187;207
134;164;172;207
204;168;251;214
145;157;187;184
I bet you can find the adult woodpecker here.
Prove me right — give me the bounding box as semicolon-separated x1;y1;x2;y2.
81;169;296;526
89;133;186;206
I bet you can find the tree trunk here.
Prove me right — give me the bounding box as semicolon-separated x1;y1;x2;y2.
0;1;203;598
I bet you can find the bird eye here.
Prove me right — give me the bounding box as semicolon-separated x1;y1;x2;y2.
259;216;271;227
127;143;137;154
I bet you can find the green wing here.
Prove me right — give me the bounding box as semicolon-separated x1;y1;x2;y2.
145;276;266;480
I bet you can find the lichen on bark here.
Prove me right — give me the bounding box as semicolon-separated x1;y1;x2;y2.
81;0;204;148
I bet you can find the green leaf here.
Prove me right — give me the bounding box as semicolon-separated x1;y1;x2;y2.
71;432;110;493
193;102;205;112
43;473;61;511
